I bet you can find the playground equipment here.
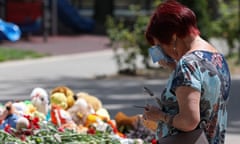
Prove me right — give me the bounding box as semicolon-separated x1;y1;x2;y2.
57;0;95;32
5;0;95;36
6;1;42;35
0;19;21;42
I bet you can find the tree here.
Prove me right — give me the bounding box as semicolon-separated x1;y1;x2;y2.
178;0;211;40
210;0;239;59
106;4;153;74
105;0;239;74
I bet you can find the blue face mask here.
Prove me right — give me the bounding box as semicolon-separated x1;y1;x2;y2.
148;45;175;63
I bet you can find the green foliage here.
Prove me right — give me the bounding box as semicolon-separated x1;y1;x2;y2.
210;0;239;53
0;122;121;144
106;2;161;73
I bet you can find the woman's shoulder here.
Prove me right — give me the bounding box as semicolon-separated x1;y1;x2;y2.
177;50;228;75
182;50;224;63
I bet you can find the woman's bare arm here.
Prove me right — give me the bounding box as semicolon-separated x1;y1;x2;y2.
170;86;201;131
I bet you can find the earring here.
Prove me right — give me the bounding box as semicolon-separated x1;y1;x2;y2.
173;46;176;51
173;40;177;51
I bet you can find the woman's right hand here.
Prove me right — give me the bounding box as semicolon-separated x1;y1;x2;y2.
143;105;165;122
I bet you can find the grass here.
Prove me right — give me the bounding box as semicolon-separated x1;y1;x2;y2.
0;47;47;62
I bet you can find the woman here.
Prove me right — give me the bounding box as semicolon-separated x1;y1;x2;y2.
143;0;231;144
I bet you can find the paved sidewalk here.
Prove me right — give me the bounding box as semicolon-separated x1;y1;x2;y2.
0;35;239;143
1;35;111;55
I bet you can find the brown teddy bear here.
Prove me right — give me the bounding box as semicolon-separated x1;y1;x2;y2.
115;112;158;132
114;112;139;131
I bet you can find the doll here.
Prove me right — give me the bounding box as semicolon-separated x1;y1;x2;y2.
0;102;19;129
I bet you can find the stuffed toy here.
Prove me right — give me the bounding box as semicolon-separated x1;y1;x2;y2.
0;102;44;132
50;92;74;127
27;104;46;121
16;117;29;131
0;102;20;129
11;101;28;116
51;105;73;126
51;86;75;109
114;112;139;132
75;92;102;112
30;87;49;115
0;104;4;124
85;113;125;138
67;98;95;125
85;113;106;128
50;92;68;110
12;101;46;121
95;107;110;121
115;112;158;133
140;115;158;131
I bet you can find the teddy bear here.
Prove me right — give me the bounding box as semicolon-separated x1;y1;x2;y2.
114;112;139;132
50;86;75;110
75;92;103;112
30;87;49;115
67;98;95;126
114;112;158;132
74;92;111;124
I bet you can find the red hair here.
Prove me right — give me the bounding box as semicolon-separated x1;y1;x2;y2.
145;0;200;45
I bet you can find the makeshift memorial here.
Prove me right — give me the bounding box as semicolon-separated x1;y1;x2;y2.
0;86;158;144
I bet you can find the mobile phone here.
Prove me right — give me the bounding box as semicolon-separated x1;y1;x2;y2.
133;105;149;111
148;45;174;63
143;86;162;109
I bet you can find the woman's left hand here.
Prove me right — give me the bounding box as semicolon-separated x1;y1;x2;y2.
143;105;165;122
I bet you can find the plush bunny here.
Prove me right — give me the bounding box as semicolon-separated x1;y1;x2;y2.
30;87;49;115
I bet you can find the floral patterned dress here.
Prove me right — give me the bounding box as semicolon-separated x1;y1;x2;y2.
156;51;231;144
